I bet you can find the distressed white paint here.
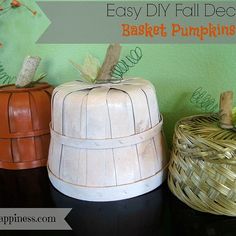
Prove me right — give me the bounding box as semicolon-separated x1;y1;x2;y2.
48;78;168;201
48;166;167;202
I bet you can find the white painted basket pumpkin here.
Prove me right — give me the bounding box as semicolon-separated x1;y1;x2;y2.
48;78;168;201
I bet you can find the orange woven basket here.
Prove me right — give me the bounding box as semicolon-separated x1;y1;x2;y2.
0;83;53;170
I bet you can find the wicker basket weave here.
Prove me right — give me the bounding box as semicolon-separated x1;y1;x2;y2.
168;114;236;216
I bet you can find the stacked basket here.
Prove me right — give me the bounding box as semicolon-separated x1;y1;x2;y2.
0;56;53;170
47;44;169;201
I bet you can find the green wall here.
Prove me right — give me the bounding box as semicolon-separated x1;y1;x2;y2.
1;0;236;145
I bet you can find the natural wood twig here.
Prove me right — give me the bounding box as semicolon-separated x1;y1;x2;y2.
96;43;121;81
15;56;41;88
219;91;233;129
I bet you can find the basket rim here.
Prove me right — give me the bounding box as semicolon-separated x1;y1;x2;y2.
0;82;51;93
173;113;231;139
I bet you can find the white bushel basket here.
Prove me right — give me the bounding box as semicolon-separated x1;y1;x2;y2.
48;78;168;201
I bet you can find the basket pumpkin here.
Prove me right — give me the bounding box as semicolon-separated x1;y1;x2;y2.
0;56;53;170
168;91;236;216
48;44;169;201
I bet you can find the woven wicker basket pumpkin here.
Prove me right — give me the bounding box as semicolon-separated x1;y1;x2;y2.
168;114;236;216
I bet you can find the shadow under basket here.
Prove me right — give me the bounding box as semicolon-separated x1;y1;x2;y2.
168;114;236;216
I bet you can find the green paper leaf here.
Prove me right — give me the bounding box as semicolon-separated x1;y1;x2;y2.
70;55;101;83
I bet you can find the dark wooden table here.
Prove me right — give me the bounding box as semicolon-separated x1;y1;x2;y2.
0;167;235;236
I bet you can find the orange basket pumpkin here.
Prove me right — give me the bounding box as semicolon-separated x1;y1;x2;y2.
0;83;53;169
0;56;53;170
